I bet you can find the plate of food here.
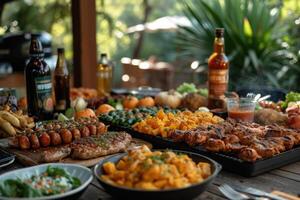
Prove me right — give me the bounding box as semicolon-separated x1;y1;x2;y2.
0;163;93;199
94;145;221;200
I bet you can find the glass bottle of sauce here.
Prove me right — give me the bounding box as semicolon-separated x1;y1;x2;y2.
25;35;53;120
54;48;70;112
208;28;229;109
97;53;112;97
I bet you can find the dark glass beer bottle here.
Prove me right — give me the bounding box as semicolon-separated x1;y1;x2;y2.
54;48;70;112
208;28;229;109
97;53;112;97
25;35;53;120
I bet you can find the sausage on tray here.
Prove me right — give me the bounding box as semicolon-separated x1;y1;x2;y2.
49;131;62;146
29;134;40;149
71;128;81;140
39;132;51;147
60;129;73;144
87;125;97;135
80;126;90;137
18;135;30;150
10;118;107;150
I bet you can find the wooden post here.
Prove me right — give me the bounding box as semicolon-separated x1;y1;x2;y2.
71;0;97;88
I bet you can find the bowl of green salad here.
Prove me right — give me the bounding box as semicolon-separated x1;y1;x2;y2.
0;163;93;200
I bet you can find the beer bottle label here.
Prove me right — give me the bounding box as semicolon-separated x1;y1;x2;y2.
35;76;54;112
208;69;228;97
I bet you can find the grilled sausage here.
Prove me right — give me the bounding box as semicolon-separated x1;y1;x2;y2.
18;136;30;150
39;132;51;147
60;129;73;144
87;125;97;135
80;126;90;137
49;131;62;146
96;123;107;135
29;134;40;149
71;128;81;140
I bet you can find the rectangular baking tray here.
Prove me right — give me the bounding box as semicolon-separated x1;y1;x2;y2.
104;121;300;177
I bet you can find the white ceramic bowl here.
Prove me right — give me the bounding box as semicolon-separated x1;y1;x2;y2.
0;163;93;200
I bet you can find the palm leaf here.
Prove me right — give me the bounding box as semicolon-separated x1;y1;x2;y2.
177;0;297;90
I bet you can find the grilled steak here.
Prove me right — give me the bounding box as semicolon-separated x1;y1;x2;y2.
71;131;132;159
41;146;71;162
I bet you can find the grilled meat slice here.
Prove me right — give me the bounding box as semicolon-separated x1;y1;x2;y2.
250;142;279;158
290;132;300;145
223;135;240;144
281;135;296;150
226;143;245;152
239;135;259;145
71;132;132;159
169;130;186;142
266;138;286;152
265;124;287;137
39;146;71;162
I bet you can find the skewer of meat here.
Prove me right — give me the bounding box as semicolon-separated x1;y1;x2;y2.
11;121;107;150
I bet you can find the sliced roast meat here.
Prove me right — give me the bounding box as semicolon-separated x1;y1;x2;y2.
71;131;132;159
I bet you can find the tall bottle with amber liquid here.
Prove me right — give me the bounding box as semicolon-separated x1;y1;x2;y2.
25;35;53;120
97;53;112;97
208;28;229;109
54;48;70;112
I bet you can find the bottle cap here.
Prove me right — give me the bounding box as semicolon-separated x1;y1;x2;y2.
29;34;44;56
215;28;224;38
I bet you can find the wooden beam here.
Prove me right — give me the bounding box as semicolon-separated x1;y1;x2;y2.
71;0;97;88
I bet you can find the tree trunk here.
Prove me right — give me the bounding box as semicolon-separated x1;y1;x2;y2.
132;0;152;59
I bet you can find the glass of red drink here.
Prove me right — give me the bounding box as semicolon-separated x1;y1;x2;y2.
227;98;256;122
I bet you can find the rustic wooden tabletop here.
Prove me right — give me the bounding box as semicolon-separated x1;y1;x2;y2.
1;161;300;200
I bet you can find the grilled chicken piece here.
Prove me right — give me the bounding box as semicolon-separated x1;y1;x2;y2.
281;135;296;150
169;130;186;142
169;119;300;162
239;135;259;146
266;138;286;152
250;142;279;158
225;143;245;152
239;147;261;162
289;132;300;145
204;138;225;152
223;135;240;144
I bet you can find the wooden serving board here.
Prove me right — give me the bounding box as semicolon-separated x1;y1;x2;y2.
0;138;152;167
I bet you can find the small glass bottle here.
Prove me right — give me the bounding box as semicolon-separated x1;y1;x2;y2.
54;48;70;112
208;28;229;109
25;35;53;120
97;53;112;97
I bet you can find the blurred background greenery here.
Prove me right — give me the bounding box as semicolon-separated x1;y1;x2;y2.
0;0;299;90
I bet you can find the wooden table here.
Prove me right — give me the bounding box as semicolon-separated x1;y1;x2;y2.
1;161;300;200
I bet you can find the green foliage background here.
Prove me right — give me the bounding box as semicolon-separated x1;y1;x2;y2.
177;0;300;90
0;0;299;89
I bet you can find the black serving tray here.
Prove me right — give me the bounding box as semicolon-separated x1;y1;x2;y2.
102;121;300;177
